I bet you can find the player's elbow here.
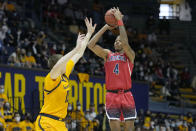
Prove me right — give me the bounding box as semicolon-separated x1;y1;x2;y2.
130;50;135;61
132;50;135;57
132;52;135;59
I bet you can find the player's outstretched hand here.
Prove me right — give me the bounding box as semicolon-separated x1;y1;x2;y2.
76;32;85;49
112;7;123;21
85;17;96;34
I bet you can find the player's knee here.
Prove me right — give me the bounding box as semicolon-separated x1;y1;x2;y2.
125;120;135;131
109;120;121;130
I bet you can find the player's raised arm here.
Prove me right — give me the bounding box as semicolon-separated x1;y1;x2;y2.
50;18;96;79
113;7;135;63
88;24;111;61
70;18;97;64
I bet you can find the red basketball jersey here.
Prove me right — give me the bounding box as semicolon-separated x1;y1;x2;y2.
104;52;134;90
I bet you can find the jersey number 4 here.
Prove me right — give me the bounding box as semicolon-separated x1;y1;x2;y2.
113;63;119;75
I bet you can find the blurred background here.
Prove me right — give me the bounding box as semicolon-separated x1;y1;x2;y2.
0;0;196;130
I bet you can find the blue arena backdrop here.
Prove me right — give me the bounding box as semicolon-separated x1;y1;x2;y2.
0;65;149;120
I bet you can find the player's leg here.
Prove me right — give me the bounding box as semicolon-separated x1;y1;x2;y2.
109;120;121;131
124;120;134;131
105;92;121;131
122;92;137;131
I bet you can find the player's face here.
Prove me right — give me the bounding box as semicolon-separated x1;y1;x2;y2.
114;37;123;52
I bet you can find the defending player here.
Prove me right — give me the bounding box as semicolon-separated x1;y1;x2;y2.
88;7;136;131
35;18;96;131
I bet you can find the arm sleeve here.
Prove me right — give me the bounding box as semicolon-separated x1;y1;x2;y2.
45;73;61;91
65;60;75;78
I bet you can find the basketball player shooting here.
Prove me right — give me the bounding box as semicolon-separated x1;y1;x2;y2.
88;7;136;131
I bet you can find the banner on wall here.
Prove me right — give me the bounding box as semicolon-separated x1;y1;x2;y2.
0;65;149;118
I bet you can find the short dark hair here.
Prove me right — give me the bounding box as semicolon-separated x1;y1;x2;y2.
48;54;63;69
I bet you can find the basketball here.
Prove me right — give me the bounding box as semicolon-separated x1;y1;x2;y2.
105;9;118;27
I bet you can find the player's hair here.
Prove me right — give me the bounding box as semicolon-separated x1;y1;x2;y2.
48;54;63;69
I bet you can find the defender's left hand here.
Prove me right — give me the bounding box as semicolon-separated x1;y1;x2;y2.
85;17;97;34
